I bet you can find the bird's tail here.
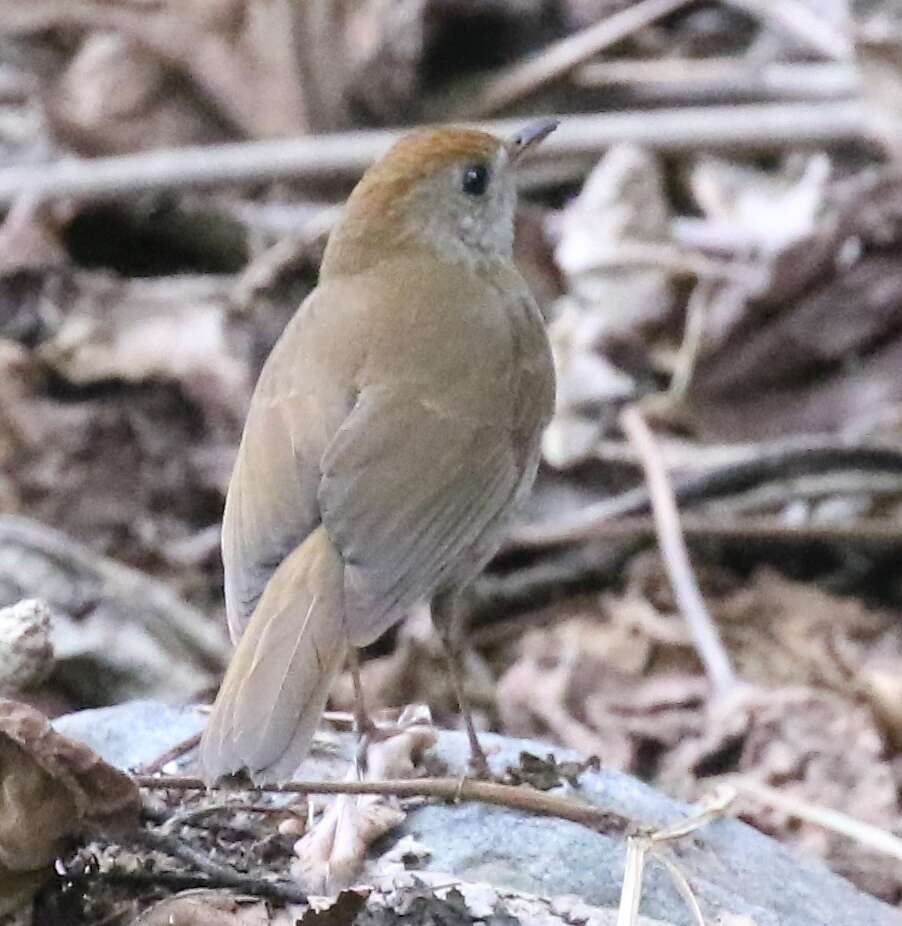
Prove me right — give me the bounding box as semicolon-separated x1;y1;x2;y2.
199;526;346;784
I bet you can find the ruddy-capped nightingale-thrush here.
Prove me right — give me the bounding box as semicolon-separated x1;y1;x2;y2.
200;120;558;783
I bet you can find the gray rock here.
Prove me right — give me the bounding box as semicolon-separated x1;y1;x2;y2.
54;701;902;926
53;700;205;771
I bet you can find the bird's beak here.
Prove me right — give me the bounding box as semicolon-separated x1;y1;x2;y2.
508;119;559;163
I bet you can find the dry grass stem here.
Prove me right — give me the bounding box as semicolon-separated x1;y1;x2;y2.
616;787;735;925
620;406;737;694
725;0;853;60
733;777;902;863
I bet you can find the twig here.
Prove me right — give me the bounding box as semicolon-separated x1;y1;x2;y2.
725;0;853;61
132;774;630;835
732;778;902;863
161;801;301;835
466;0;694;117
702;471;902;516
668;279;715;402
133;732;202;775
571;240;764;284
576;59;858;104
617;786;735;926
620;405;737;694
75;868;233;894
130;828;307;904
0;102;866;207
506;440;902;549
506;514;902;551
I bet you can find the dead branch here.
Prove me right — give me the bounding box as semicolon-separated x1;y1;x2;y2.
575;59;858;105
466;0;694;117
0;102;866;207
620;405;738;694
508;440;902;549
132;773;630;835
508;514;902;550
725;0;853;61
129;828;307;904
133;732;203;776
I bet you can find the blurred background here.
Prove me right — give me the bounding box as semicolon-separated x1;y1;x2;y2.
1;0;901;908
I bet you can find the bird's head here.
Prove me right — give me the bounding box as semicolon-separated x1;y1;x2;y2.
321;120;558;277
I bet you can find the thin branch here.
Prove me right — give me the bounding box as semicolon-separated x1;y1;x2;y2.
620;405;737;694
129;828;308;904
725;0;853;61
132;774;630;835
668;279;715;402
466;0;694;117
506;514;902;551
0;102;866;207
160;801;301;835
733;777;902;863
506;440;902;549
575;59;858;104
133;731;202;775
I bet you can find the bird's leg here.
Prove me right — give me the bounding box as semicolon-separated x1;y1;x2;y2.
346;646;374;776
431;590;491;779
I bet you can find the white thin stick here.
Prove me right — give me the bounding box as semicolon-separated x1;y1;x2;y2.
616;837;647;926
656;855;707;926
0;102;866;207
734;777;902;862
669;279;716;402
620;405;738;694
576;59;858;102
725;0;853;61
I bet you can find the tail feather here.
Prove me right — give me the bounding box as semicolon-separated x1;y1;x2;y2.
200;526;346;784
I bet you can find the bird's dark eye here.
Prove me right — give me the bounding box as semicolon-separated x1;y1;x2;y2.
462;162;489;197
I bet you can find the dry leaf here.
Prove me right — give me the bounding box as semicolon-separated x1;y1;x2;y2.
0;198;68;275
543;145;673;467
292;708;435;894
663;683;901;901
46;32;229;154
37;274;250;429
0;698;139;913
292;794;406;894
132;888;298;925
0;0;309;140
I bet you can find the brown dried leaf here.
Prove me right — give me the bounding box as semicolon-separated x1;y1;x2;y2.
714;569;892;693
0;865;50;918
46;32;228;155
0;0;309;140
0;698;139;851
299;888;370;926
0;198;68;275
0;699;139;914
37;274;250;429
132;888;297;925
663;684;902;901
543;145;672;467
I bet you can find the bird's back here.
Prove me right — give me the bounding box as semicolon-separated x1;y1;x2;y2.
222;250;553;644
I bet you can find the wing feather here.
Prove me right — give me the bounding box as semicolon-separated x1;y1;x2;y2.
319;384;520;647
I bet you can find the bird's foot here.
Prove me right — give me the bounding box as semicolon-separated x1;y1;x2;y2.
465;729;494;781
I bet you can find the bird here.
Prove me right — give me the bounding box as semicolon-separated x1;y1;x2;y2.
199;119;558;784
